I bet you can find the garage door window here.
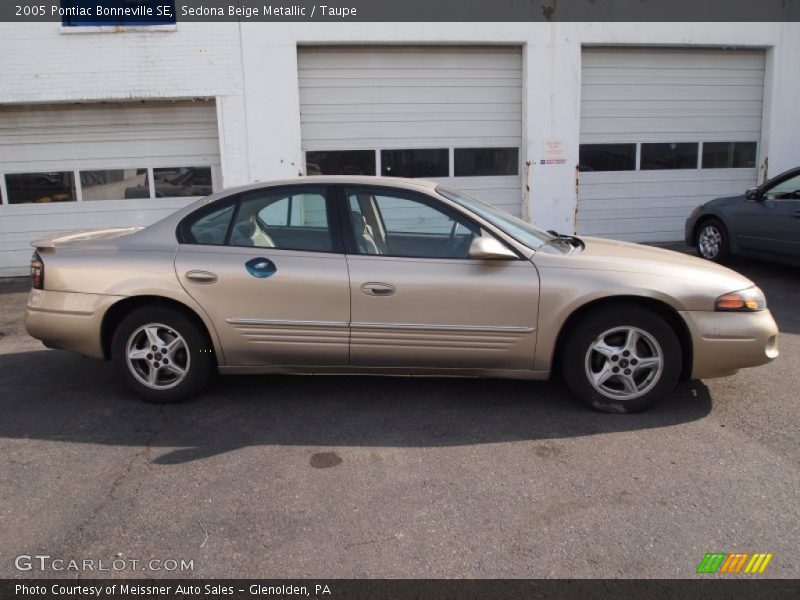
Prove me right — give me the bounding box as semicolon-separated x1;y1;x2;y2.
381;149;449;178
152;167;212;197
578;144;636;172
5;172;76;204
641;143;698;170
702;142;757;169
306;150;375;176
455;148;519;177
80;169;148;201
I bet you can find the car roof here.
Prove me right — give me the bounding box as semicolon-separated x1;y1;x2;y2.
214;175;440;198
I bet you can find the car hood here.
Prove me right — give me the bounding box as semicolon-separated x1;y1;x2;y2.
561;236;754;290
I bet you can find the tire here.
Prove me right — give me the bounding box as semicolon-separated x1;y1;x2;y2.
560;306;682;413
694;218;730;262
111;305;214;403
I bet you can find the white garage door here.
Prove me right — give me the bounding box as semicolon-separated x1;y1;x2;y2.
0;100;221;276
577;47;765;242
298;46;523;216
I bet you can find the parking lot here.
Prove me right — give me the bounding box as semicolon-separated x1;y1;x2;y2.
0;249;798;579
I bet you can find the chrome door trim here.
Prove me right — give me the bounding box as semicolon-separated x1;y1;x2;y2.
226;318;349;328
350;322;535;333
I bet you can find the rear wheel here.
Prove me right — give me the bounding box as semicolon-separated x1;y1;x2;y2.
695;218;729;262
561;306;682;413
112;305;213;403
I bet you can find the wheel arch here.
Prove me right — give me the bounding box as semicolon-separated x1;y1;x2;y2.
693;213;729;244
551;295;693;382
101;295;221;365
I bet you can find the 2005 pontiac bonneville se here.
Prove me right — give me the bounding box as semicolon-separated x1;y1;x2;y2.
24;176;778;413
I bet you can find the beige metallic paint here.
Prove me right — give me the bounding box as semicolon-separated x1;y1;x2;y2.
24;176;778;383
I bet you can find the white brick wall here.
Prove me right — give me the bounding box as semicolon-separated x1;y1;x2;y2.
0;21;798;275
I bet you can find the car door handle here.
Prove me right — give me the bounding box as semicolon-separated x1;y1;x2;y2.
793;211;800;219
185;270;218;284
360;282;396;296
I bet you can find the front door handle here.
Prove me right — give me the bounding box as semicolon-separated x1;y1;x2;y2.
185;270;218;284
360;282;396;296
792;211;800;219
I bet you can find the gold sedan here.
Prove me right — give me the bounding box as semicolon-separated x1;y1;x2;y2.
24;176;779;413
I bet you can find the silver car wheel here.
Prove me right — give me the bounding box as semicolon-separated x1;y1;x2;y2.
698;224;722;259
126;323;190;390
584;326;664;401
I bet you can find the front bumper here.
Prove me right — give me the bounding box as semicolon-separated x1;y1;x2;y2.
24;289;119;360
681;309;779;379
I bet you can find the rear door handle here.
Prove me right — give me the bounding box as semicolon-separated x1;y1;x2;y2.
360;282;396;296
185;270;218;284
793;211;800;219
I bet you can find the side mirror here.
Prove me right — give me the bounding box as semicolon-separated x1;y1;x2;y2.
468;236;517;260
745;188;761;201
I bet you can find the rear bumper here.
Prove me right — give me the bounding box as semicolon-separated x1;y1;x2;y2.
24;289;118;360
681;309;779;379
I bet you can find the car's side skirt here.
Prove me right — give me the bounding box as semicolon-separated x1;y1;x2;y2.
218;365;549;380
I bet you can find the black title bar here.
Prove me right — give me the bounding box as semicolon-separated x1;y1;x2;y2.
3;0;800;23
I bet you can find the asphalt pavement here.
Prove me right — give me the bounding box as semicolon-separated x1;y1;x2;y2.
0;249;797;578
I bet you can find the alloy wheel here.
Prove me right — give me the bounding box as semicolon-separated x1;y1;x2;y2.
584;326;664;401
126;323;190;390
698;224;722;259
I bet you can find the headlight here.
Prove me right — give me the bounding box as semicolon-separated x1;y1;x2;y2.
715;287;766;312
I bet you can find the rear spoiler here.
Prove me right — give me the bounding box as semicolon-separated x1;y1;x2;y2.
31;227;142;250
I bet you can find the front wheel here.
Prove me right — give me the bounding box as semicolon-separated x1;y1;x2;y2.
695;218;729;262
112;305;213;403
560;307;682;413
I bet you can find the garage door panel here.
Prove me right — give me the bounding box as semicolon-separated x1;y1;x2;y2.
578;47;764;242
0;100;221;275
581;116;762;136
582;48;765;70
299;46;523;215
299;47;522;70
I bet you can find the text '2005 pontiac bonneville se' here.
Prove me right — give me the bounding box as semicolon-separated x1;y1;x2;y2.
25;176;778;413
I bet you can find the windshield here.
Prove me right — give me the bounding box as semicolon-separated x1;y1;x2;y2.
436;185;555;250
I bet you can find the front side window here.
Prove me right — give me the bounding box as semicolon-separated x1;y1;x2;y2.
230;188;332;252
346;188;478;258
763;173;800;201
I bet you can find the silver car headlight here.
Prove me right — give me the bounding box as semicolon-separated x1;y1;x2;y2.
715;286;767;312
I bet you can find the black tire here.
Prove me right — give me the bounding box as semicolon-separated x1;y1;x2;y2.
560;306;682;413
111;305;214;403
694;218;730;262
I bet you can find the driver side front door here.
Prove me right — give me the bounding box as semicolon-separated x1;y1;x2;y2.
340;185;540;372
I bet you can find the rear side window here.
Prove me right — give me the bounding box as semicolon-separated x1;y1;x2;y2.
229;188;333;252
184;204;234;245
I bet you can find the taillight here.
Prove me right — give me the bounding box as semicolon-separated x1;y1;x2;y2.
31;251;44;290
